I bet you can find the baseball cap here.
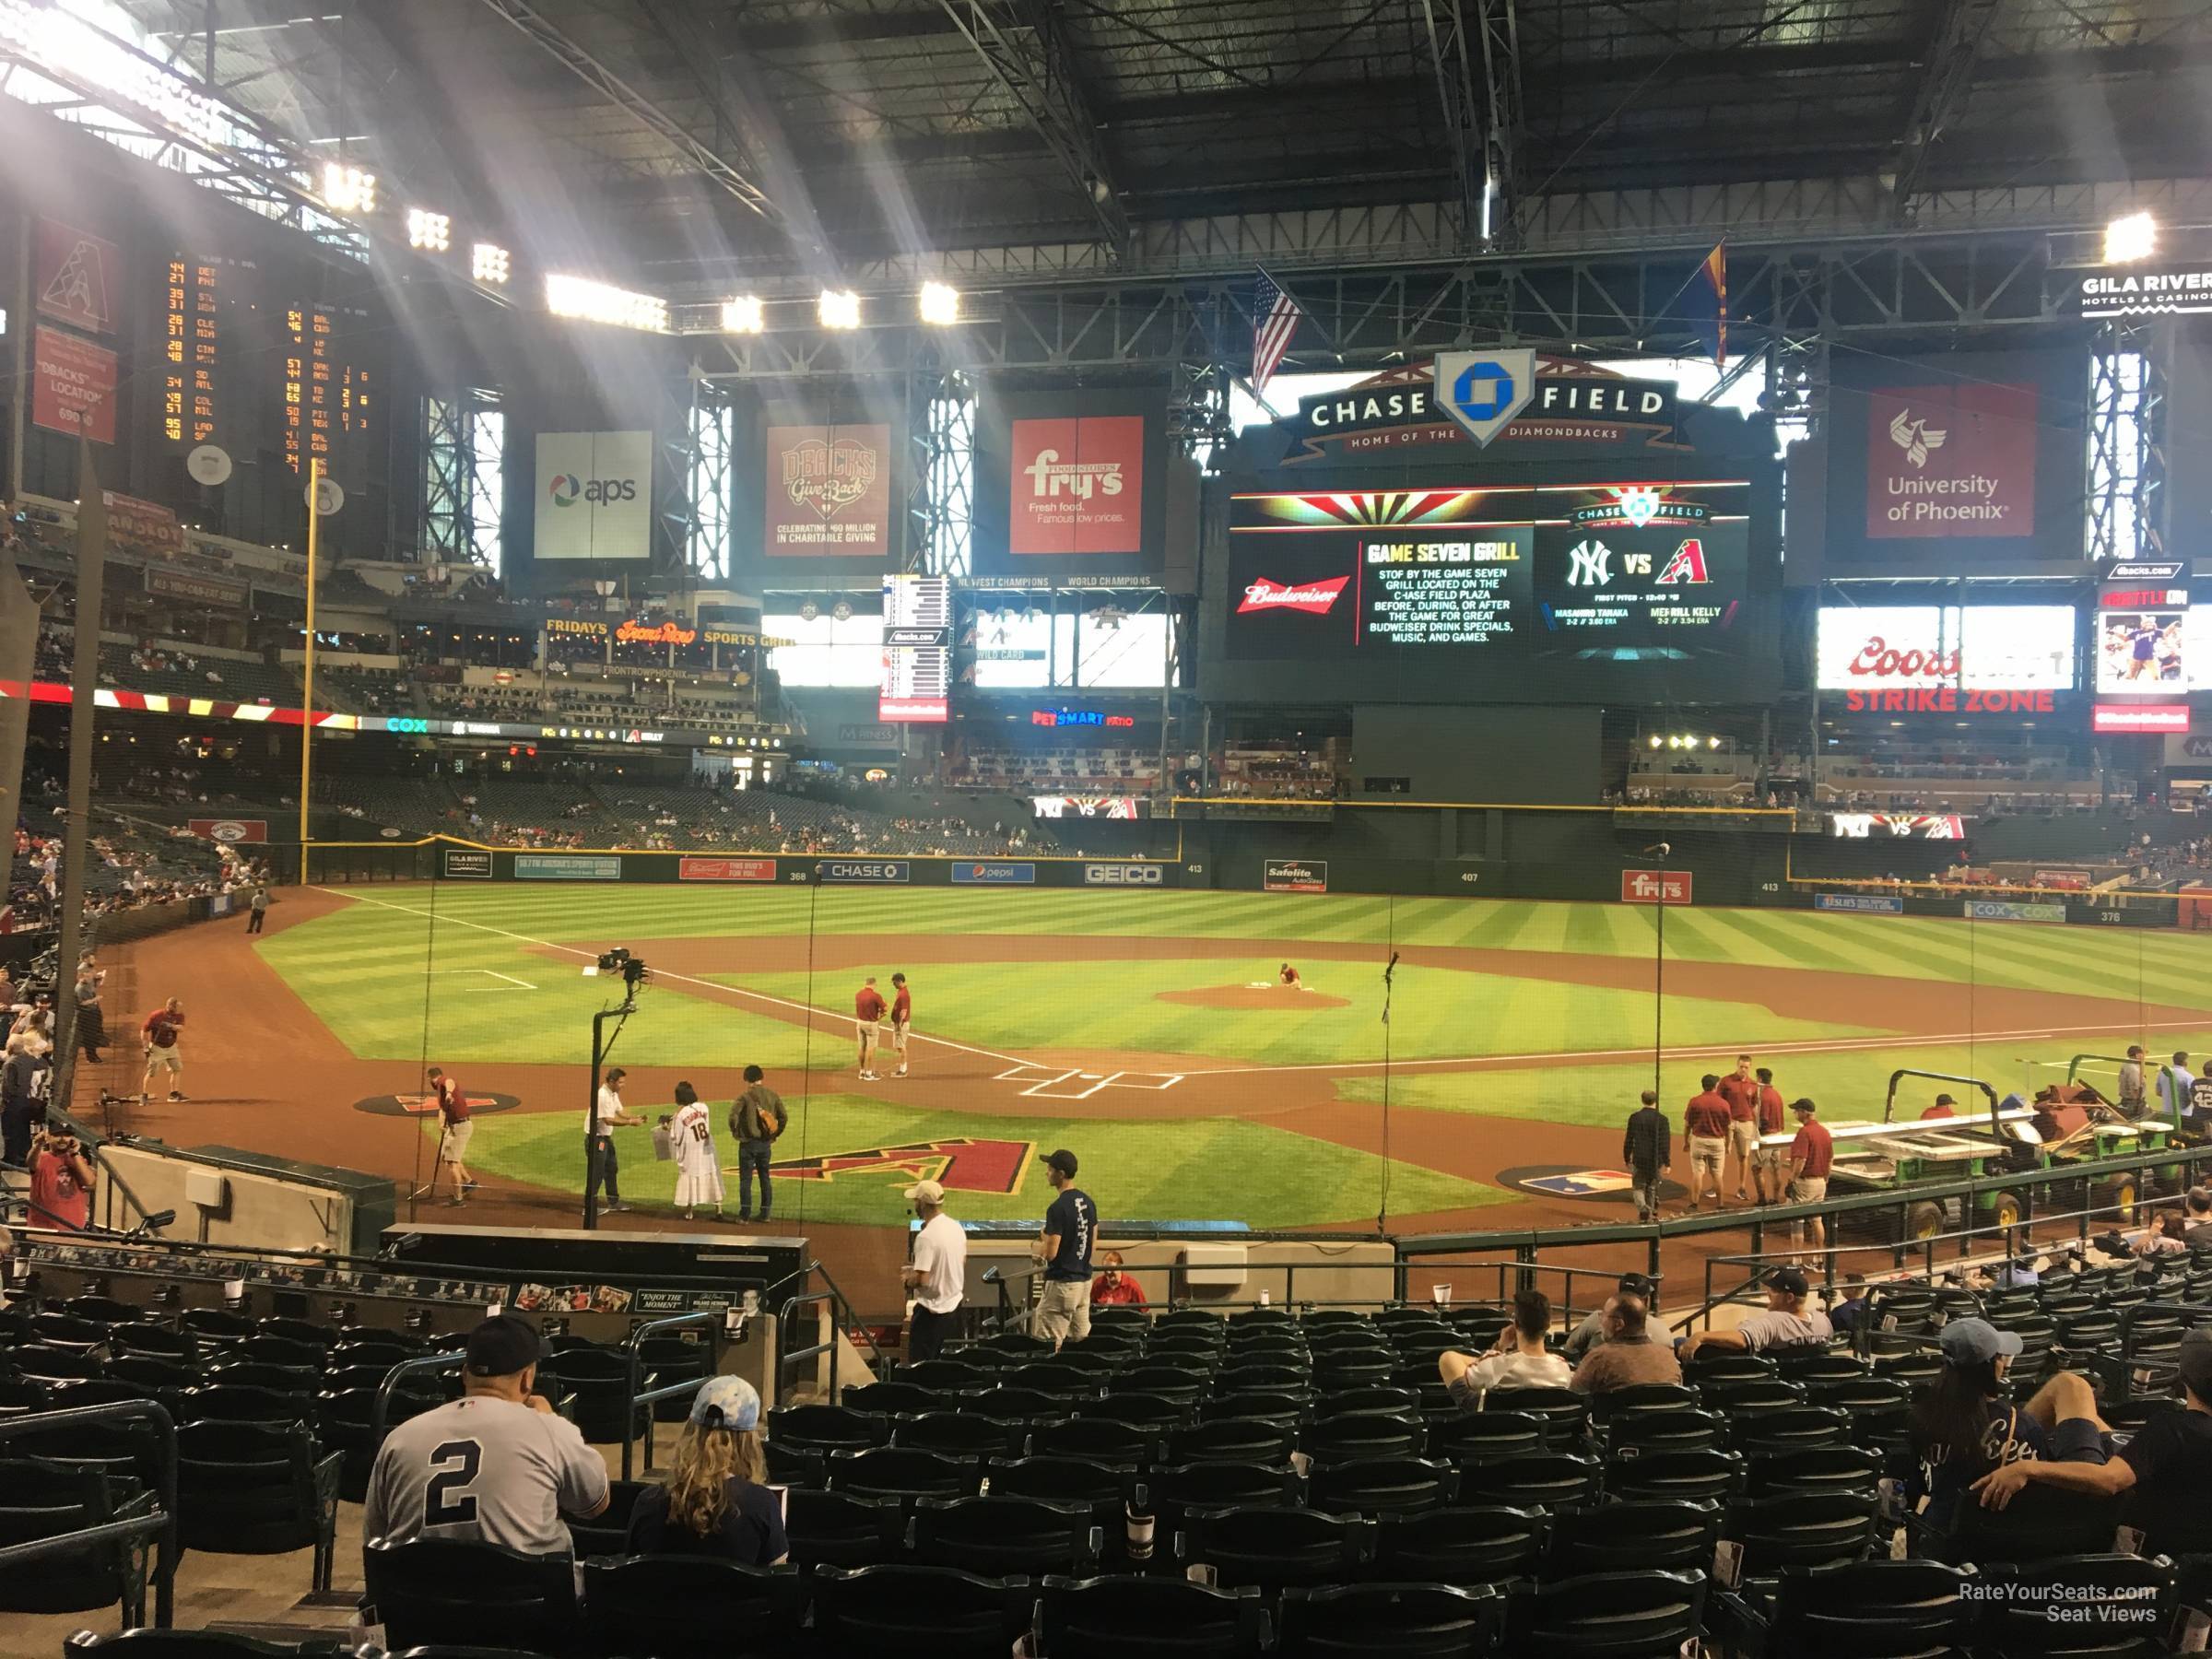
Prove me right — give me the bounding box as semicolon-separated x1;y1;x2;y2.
1790;1098;1818;1115
1764;1265;1809;1296
2179;1330;2212;1400
465;1313;542;1377
904;1178;946;1204
1934;1093;1957;1106
1939;1316;2024;1366
1617;1271;1657;1297
689;1374;761;1431
1042;1148;1078;1177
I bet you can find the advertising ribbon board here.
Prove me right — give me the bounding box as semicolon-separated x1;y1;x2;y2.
677;856;777;882
514;854;624;881
1815;893;1904;915
1964;900;2067;924
1264;859;1329;894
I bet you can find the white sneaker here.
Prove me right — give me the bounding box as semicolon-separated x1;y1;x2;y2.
894;1068;907;1077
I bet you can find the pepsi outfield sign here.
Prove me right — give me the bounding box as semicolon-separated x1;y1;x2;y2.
950;862;1037;885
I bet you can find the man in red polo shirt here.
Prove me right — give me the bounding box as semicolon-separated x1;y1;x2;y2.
854;976;888;1080
1681;1074;1733;1212
1753;1065;1789;1205
1716;1054;1759;1201
1788;1097;1836;1260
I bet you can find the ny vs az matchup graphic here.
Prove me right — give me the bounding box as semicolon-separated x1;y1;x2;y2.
1226;482;1747;661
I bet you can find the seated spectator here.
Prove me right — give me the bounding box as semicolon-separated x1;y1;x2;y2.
1562;1271;1658;1363
2184;1187;2212;1244
1911;1318;2108;1534
623;1376;786;1565
1974;1330;2212;1559
362;1314;607;1553
1439;1288;1571;1406
28;1123;94;1230
2132;1211;2191;1257
1678;1265;1834;1359
1829;1277;1870;1334
1089;1249;1147;1309
1568;1293;1682;1394
1991;1253;2041;1289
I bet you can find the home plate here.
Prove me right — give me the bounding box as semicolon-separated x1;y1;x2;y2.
998;1065;1187;1100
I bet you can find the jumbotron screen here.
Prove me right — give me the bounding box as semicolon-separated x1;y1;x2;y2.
1224;482;1749;663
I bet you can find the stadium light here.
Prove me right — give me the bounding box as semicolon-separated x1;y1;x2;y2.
321;161;376;215
2105;211;2158;265
818;288;862;329
722;295;765;334
471;242;512;285
406;209;451;253
546;274;669;334
918;281;961;324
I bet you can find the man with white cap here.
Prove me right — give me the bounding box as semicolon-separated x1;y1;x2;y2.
1975;1328;2212;1557
902;1177;967;1362
362;1313;607;1559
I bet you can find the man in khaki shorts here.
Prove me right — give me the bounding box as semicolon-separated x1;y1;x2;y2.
1681;1074;1731;1211
1031;1148;1097;1350
1718;1054;1759;1201
1787;1097;1835;1259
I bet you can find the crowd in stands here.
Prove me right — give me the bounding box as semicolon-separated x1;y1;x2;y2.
948;744;1161;795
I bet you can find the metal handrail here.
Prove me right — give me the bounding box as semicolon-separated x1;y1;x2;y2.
371;1351;464;1441
620;1309;723;1481
773;1258;888;1407
0;1400;179;1628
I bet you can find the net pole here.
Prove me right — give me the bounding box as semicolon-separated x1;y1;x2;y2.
296;458;320;880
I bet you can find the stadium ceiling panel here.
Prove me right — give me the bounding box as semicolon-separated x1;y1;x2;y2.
89;0;2212;288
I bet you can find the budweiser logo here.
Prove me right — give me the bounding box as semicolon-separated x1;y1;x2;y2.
1239;576;1349;615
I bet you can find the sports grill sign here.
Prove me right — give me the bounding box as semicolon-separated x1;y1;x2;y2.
764;423;891;556
1620;869;1693;905
1264;859;1328;894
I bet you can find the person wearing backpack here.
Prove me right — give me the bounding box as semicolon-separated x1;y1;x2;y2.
728;1065;787;1223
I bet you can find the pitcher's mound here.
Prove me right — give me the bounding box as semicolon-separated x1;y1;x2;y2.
1157;984;1350;1011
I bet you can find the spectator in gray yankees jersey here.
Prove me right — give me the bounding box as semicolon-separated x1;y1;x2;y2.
361;1314;607;1559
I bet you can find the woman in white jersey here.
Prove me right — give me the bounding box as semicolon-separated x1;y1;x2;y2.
669;1081;726;1220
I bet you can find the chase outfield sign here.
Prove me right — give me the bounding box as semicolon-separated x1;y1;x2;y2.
1283;358;1681;462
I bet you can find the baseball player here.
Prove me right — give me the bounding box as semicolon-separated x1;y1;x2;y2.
854;976;888;1080
139;997;185;1101
427;1065;477;1205
889;972;912;1079
667;1081;724;1220
1279;962;1302;989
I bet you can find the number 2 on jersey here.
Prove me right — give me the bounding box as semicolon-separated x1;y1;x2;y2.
424;1439;483;1526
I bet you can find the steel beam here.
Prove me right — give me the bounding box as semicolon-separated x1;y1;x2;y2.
471;0;782;227
934;0;1129;254
1891;0;2002;217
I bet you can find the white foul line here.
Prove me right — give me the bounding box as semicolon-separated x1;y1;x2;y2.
317;888;1029;1067
434;968;536;991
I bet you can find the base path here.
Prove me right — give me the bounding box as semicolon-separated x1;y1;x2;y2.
1158;985;1352;1011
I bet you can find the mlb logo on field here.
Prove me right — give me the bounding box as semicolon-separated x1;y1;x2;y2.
1523;1169;1637;1196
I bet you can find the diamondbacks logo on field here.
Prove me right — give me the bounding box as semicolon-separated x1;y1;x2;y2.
767;1137;1034;1194
1239;575;1350;615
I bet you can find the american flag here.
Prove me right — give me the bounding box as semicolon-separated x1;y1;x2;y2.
1250;266;1302;397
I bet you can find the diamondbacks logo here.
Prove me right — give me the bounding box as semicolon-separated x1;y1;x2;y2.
41;237;110;331
765;1137;1034;1194
1239;575;1350;615
1888;407;1948;468
782;435;879;520
1655;538;1711;583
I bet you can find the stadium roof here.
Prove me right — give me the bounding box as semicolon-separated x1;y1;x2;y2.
99;0;2212;293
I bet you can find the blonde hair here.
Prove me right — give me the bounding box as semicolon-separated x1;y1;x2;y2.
663;1421;767;1537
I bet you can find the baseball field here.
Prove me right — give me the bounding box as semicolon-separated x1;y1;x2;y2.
212;882;2212;1234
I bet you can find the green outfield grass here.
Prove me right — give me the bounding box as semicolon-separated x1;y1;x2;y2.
438;1097;1514;1230
262;883;2212;1227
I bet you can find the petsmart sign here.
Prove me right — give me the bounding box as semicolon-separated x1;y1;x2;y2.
817;861;910;884
1815;893;1905;915
1264;859;1329;894
514;854;624;881
950;863;1037;886
1965;899;2067;924
535;431;651;561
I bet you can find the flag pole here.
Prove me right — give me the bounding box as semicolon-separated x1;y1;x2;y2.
297;459;319;880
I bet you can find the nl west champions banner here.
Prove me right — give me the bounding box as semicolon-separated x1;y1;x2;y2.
535;431;652;560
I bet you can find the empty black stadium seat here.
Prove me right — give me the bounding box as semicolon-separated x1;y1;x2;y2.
1718;1559;1974;1658
1425;1410;1546;1465
1481;1387;1588;1447
826;1446;984;1503
1607;1406;1724;1458
782;1488;902;1570
1076;1392;1189;1431
65;1633;351;1659
1276;1583;1502;1659
1975;1555;2173;1655
175;1419;344;1590
814;1564;1036;1659
909;1493;1102;1575
1370;1505;1545;1585
1176;1503;1365;1591
1168;1417;1297;1465
1742;1445;1884;1500
1601;1448;1747;1505
1544;1499;1720;1577
579;1557;806;1659
1504;1569;1706;1658
0;1455;160;1623
1041;1573;1266;1659
1029;1415;1155;1465
1723;1488;1881;1574
1457;1451;1601;1510
1147;1460;1304;1536
1300;1410;1426;1463
1305;1456;1455;1517
363;1538;575;1654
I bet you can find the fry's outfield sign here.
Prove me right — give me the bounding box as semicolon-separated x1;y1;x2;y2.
1843;688;2055;713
